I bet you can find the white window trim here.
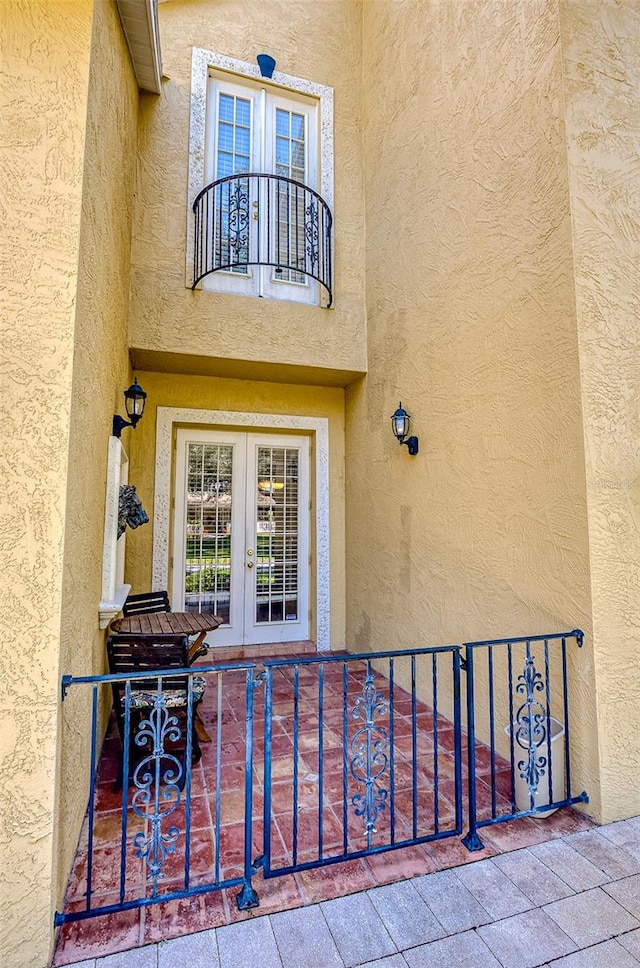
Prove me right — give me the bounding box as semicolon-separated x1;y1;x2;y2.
152;407;331;651
186;48;334;289
99;437;131;628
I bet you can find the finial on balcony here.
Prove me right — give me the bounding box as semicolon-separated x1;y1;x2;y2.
257;54;276;78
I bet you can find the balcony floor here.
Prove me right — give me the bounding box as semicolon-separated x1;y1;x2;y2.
53;643;593;966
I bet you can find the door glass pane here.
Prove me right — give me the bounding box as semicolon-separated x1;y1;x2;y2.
273;108;307;285
255;446;299;624
215;92;251;274
184;443;233;623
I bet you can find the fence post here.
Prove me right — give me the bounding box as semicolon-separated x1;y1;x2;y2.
236;670;261;911
461;645;484;851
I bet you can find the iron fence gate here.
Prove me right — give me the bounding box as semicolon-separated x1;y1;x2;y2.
55;631;588;927
258;647;463;880
461;631;589;850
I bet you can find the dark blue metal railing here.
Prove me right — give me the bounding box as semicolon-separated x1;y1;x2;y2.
56;631;588;925
55;661;260;926
461;630;589;851
192;172;333;306
258;647;463;881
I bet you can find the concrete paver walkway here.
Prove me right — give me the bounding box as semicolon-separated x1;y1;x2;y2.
63;816;640;968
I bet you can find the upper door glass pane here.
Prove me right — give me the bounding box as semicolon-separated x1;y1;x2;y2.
216;93;251;177
184;443;233;623
254;446;300;624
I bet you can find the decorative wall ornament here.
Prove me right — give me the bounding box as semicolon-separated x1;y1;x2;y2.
131;697;183;884
118;484;149;539
514;652;548;801
350;669;389;836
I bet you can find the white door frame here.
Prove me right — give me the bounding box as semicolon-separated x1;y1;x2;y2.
153;407;330;651
172;429;310;647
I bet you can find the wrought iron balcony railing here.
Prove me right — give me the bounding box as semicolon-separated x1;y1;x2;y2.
192;173;333;307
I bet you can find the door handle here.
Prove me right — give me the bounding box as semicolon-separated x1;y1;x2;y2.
247;561;254;569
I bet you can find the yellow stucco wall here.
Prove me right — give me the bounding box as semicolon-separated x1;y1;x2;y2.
2;8;637;967
559;0;640;822
128;0;366;380
56;0;140;923
125;372;346;649
349;0;600;815
0;2;95;966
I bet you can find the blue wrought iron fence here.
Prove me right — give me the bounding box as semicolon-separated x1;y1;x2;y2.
55;661;261;926
55;631;588;926
461;630;589;851
258;647;463;880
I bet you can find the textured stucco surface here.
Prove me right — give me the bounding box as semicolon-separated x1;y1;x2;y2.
2;7;638;967
0;2;95;966
0;1;139;965
560;0;640;822
349;0;599;814
126;372;347;649
128;0;366;379
56;0;139;919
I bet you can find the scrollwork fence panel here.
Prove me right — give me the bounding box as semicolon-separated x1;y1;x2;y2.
461;630;589;851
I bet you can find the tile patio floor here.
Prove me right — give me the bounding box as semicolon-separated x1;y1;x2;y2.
53;644;595;967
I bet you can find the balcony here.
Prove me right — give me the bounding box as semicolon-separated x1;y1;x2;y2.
192;172;333;307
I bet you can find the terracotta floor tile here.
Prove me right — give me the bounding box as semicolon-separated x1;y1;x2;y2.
224;872;305;922
141;886;227;944
159;828;217;883
296;857;376;904
68;843;146;901
424;834;498;869
296;727;342;751
269;776;323;813
392;789;457;833
168;793;213;831
477;816;556;851
81;810;145;852
202;759;260;793
206;787;263;827
364;842;438;884
255;731;293;755
537;806;595;836
52;900;142;966
94;781;130;814
274;803;344;855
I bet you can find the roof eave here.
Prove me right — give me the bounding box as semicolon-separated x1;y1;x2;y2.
116;0;163;94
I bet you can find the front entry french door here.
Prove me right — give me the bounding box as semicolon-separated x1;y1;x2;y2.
173;430;310;647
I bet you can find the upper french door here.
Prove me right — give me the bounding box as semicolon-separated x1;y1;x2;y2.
204;70;319;304
173;430;310;647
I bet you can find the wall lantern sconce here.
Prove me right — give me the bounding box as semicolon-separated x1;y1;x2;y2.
112;379;147;438
390;402;419;455
257;53;276;78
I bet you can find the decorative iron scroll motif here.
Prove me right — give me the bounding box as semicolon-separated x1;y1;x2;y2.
131;693;184;884
193;173;333;305
304;200;320;273
225;179;250;262
350;671;389;835
514;652;548;801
